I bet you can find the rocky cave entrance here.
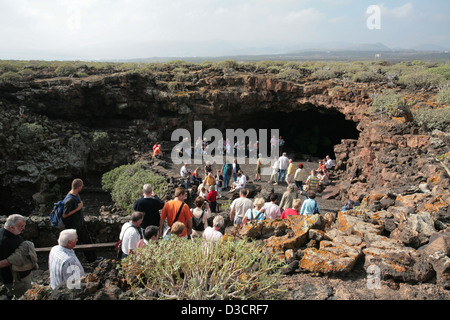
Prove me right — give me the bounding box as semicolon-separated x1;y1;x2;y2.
219;106;360;160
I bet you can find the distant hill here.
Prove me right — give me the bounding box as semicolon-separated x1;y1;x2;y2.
103;42;450;63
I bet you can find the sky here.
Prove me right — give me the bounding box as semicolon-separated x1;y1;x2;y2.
0;0;449;61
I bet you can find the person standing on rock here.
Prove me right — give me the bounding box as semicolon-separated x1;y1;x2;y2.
133;184;164;235
229;188;253;227
62;179;102;264
49;229;85;289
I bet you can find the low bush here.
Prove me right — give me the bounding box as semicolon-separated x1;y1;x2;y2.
277;69;303;81
120;237;285;300
398;71;445;90
352;71;382;83
371;91;407;117
16;122;44;141
102;162;169;213
413;106;450;131
55;63;77;77
0;71;21;83
436;87;450;105
311;69;338;80
91;130;109;150
428;65;450;80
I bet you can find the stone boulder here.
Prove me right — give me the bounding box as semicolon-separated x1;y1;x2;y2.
363;233;434;283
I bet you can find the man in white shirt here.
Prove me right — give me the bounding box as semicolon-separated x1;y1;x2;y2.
276;153;289;184
325;155;335;170
49;229;85;289
229;189;253;226
230;171;247;193
119;211;143;259
180;163;189;178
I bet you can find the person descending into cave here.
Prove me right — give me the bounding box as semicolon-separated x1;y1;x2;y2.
276;152;289;185
153;143;162;158
61;179;103;264
254;153;263;182
279;136;285;155
304;170;320;199
285;159;295;184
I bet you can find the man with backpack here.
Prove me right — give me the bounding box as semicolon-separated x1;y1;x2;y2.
62;179;102;264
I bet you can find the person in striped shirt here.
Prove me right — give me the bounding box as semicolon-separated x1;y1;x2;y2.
49;229;85;290
305;170;320;199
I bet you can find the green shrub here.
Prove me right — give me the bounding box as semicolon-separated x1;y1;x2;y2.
217;59;239;70
311;69;338;80
102;162;169;213
398;71;444;90
428;65;450;80
167;81;181;92
0;62;19;74
55;63;77;76
91;130;109;150
277;69;303;81
352;71;382;83
0;71;21;83
413;106;450;131
18;69;35;79
16;122;44;141
120;237;285;300
436;87;450;105
371;91;407;117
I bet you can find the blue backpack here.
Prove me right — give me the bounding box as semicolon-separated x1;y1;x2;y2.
50;194;80;228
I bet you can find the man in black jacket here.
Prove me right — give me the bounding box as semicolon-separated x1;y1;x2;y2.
62;178;102;264
133;184;164;235
0;214;29;297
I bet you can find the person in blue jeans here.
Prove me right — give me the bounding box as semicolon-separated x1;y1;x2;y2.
276;153;289;184
222;161;232;189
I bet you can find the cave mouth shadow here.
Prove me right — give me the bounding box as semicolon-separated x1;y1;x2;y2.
219;107;360;160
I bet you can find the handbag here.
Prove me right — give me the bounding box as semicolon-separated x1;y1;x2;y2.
162;201;185;237
303;184;309;192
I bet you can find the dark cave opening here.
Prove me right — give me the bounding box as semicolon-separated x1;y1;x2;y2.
219;107;360;159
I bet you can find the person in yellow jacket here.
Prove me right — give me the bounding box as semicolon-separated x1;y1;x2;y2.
285;159;295;184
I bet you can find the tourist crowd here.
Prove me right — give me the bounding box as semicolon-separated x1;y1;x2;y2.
0;148;337;297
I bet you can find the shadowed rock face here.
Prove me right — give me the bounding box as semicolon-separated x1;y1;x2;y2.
0;72;363;213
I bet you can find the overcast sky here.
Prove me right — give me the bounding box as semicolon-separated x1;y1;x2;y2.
1;0;449;61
